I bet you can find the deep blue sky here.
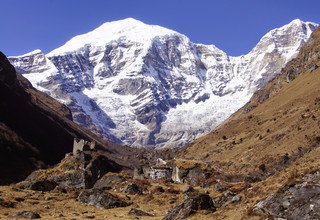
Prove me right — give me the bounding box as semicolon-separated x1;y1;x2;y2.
1;0;319;56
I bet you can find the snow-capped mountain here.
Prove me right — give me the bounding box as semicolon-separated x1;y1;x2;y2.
9;18;318;148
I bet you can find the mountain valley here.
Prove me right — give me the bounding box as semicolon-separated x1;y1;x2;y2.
1;18;320;220
9;18;318;148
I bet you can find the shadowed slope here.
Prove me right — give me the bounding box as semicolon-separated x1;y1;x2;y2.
0;52;142;184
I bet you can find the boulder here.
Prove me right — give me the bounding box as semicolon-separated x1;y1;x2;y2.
152;186;165;194
17;151;122;192
163;194;215;220
123;183;144;195
0;197;15;208
182;185;198;198
231;195;241;203
21;180;57;192
254;171;320;219
93;173;125;190
128;208;153;216
10;211;41;219
171;159;213;186
78;189;130;209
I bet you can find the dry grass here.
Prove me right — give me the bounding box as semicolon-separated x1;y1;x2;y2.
0;179;189;219
172;158;208;170
2;69;320;219
178;66;320;219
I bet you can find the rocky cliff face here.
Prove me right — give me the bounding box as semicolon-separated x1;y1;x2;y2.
9;18;318;148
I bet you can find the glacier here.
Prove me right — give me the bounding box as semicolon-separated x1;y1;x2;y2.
9;18;318;148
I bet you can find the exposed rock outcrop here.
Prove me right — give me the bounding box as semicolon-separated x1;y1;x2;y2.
128;208;154;217
254;171;320;219
164;194;215;220
10;211;41;219
17;151;122;191
78;189;130;209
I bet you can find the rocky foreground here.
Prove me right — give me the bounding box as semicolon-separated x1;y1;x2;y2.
1;146;320;219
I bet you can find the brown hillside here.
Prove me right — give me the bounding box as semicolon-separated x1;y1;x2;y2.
177;28;320;219
182;28;320;175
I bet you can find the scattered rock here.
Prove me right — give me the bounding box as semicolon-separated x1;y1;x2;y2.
282;200;290;208
123;183;144;195
214;182;229;192
78;189;130;209
169;200;176;204
93;173;124;190
10;211;41;219
253;173;320;219
166;187;180;194
17;151;122;192
0;197;15;208
163;194;215;220
14;197;25;202
182;185;197;198
152;186;165;194
231;195;241;203
182;185;194;194
18;180;57;192
128;208;153;216
44;196;53;201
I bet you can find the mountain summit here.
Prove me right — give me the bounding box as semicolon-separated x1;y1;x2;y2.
48;18;178;56
9;18;318;148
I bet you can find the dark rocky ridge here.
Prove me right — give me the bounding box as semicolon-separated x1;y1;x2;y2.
0;52;143;184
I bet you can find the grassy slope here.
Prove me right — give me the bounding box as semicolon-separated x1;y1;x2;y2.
185;67;320;174
180;29;320;219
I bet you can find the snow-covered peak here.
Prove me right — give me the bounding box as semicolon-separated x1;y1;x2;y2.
47;18;179;56
289;18;317;27
264;19;317;38
250;19;318;55
10;18;319;148
10;49;43;58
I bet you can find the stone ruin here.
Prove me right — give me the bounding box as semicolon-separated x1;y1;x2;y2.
148;165;173;181
134;158;212;186
73;138;96;155
133;158;172;181
134;165;172;181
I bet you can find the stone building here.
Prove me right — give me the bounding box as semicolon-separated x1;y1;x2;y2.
133;158;212;185
148;165;172;181
133;158;172;181
73;138;96;155
171;159;212;186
